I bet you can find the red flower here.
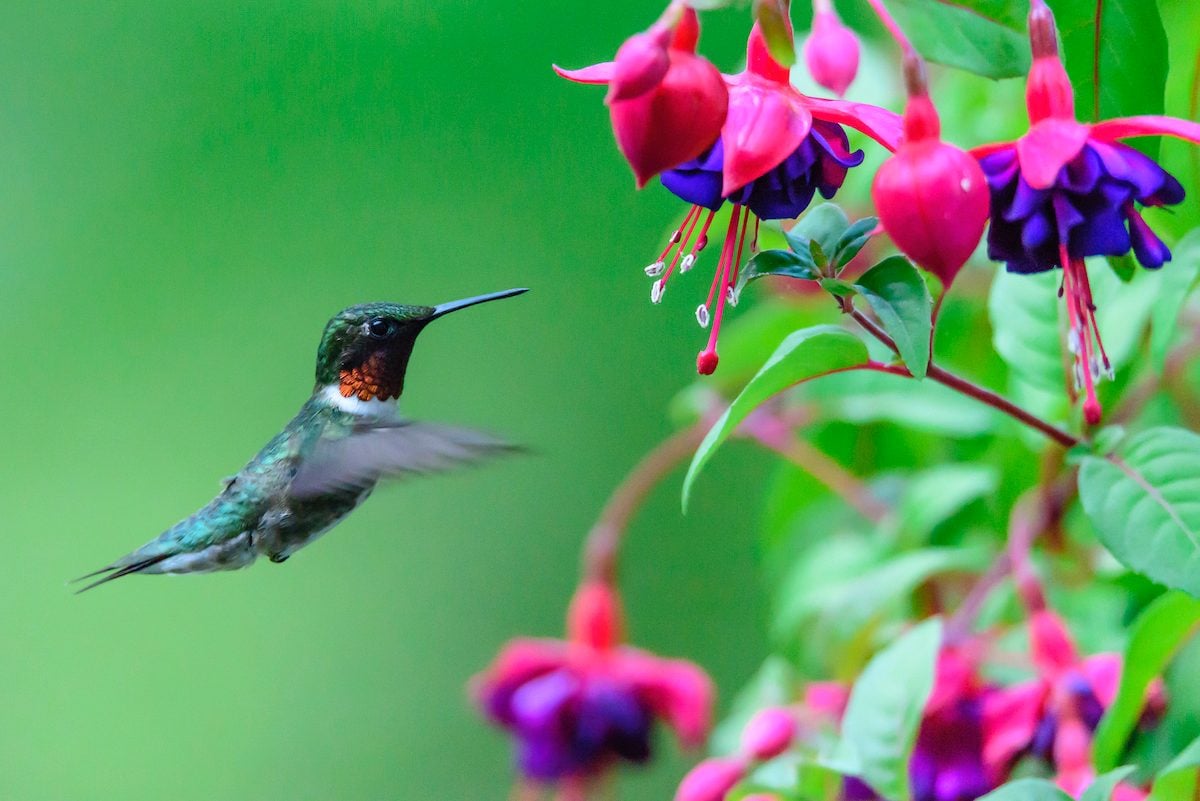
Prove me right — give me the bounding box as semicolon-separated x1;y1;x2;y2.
555;4;728;187
472;581;713;783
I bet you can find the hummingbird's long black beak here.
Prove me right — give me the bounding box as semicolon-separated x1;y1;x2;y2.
430;287;528;320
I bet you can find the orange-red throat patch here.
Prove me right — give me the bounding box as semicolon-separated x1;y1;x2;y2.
338;352;402;402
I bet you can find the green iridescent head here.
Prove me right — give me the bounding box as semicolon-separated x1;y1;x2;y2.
314;289;528;401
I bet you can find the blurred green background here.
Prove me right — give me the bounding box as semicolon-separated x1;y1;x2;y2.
0;1;788;798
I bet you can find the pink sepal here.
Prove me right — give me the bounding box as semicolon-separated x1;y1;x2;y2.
739;707;797;760
969;141;1014;160
618;650;714;746
675;757;747;801
808;97;903;152
1029;610;1079;676
803;681;850;721
1091;115;1200;145
981;681;1047;777
470;638;568;701
554;62;616;85
1016;119;1092;190
721;74;812;195
1079;654;1122;707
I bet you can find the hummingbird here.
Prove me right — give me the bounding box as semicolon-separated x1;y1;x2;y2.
74;288;527;592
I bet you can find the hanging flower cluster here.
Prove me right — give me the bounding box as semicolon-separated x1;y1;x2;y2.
557;1;901;375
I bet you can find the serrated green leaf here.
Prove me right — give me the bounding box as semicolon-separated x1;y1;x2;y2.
1080;767;1136;801
979;778;1073;801
855;257;932;379
1092;591;1200;771
1150;230;1200;371
1046;0;1168;127
830;618;942;801
682;326;869;509
989;269;1066;392
1078;428;1200;597
887;0;1030;80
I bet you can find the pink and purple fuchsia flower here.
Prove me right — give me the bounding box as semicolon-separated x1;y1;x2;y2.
560;9;901;375
973;0;1200;424
473;581;713;789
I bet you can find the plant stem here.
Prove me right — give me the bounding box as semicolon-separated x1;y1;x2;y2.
583;424;707;583
752;435;890;524
849;308;1080;449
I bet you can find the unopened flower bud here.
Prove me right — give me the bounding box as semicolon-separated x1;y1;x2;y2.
675;757;747;801
739;707;796;760
802;8;859;97
608;24;672;102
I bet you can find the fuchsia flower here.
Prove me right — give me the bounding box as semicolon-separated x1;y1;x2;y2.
675;706;799;801
473;581;713;783
555;4;728;189
561;11;900;375
647;24;900;375
802;0;860;97
873;60;990;288
973;0;1200;424
981;611;1162;797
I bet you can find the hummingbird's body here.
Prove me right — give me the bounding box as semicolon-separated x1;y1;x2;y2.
76;289;526;591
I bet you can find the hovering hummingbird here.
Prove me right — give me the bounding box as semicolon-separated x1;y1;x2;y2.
75;288;527;592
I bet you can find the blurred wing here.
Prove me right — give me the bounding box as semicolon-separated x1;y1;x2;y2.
289;421;518;498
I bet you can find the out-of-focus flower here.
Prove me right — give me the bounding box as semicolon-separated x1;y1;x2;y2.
473;581;713;784
648;24;901;375
981;610;1163;796
740;707;798;760
972;0;1200;424
872;60;989;288
675;756;748;801
555;4;728;188
802;0;860;97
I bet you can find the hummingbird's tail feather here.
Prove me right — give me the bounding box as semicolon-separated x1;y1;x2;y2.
71;553;172;594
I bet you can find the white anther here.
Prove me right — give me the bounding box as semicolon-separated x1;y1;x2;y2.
680;253;696;273
1072;363;1084;391
1067;328;1082;356
727;285;740;306
644;261;666;277
1104;362;1115;381
695;304;711;328
669;230;682;245
650;280;665;304
1090;356;1104;382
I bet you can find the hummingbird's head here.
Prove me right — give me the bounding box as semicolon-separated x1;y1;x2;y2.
314;288;527;402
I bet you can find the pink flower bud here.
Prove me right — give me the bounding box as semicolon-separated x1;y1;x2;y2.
871;95;988;287
739;707;796;760
675;757;746;801
567;580;623;651
802;9;859;97
608;24;672;103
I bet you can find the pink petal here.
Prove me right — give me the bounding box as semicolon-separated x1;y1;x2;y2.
1016;119;1092;190
618;648;714;746
1091;115;1200;145
553;61;615;85
739;707;797;760
675;757;747;801
981;681;1048;777
1029;610;1079;675
469;637;569;702
721;76;811;195
808;97;902;152
1113;785;1150;801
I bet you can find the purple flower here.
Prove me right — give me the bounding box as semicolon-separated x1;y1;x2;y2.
978;140;1184;275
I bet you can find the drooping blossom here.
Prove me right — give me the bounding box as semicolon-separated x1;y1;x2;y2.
802;0;860;97
647;23;901;375
872;56;989;288
972;0;1200;424
981;610;1163;797
473;581;713;784
555;3;728;188
674;706;798;801
847;647;998;801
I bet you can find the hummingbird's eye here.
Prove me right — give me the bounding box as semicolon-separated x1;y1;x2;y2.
367;317;396;338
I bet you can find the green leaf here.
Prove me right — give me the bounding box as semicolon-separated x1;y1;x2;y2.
854;257;933;379
1092;591;1200;771
887;0;1031;80
832;217;879;270
682;326;869;509
831;618;942;801
1107;253;1137;283
821;277;857;298
1080;767;1136;801
1150;734;1200;801
773;548;987;646
989;269;1066;393
739;250;819;293
979;779;1073;801
1150;230;1200;371
1078;428;1200;597
786;204;852;266
896;465;998;541
1046;0;1168;125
